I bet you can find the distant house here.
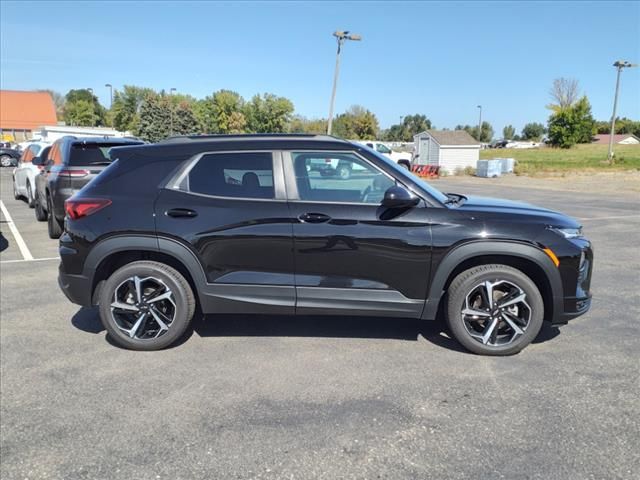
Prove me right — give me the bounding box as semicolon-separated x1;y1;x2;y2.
413;130;481;174
0;90;58;141
592;134;640;145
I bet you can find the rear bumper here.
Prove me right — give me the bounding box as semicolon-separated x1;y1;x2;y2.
58;264;93;307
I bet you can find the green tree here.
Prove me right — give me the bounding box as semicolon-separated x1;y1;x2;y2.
547;96;595;148
111;85;155;133
332;105;379;140
63;99;98;127
64;89;106;126
288;115;328;134
503;124;515;140
384;114;432;142
521;122;546;141
173;101;200;135
134;93;171;142
244;93;294;133
456;122;493;142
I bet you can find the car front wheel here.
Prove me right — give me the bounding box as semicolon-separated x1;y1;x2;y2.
446;264;544;356
98;261;196;351
26;183;36;208
0;155;13;167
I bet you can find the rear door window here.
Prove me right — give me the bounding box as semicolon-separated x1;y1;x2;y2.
184;152;275;199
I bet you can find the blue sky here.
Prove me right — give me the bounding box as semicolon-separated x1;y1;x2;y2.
1;1;638;132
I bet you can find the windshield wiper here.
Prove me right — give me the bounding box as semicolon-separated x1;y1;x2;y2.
88;161;112;165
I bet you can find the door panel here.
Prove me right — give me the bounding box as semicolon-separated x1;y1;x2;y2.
154;151;295;314
285;151;432;317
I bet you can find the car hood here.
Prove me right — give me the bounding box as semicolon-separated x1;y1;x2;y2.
456;195;580;228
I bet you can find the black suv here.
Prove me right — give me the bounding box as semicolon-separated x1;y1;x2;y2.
34;136;143;238
58;134;593;355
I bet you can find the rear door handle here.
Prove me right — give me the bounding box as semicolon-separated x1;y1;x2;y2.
298;212;331;223
166;208;198;218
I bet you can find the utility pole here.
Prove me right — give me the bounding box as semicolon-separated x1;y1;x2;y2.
105;83;113;109
608;61;637;162
477;105;482;143
327;30;361;135
169;87;176;135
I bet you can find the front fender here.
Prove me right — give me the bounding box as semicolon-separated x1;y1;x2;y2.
422;240;564;321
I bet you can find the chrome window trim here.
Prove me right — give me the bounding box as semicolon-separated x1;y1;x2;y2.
166;150;286;202
282;149;426;206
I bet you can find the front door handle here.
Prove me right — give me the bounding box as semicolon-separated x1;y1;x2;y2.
298;212;331;223
166;208;198;218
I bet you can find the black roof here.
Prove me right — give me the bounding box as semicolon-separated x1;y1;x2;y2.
59;136;143;145
111;134;355;160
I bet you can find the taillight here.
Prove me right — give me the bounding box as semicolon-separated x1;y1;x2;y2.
59;169;89;178
64;198;112;220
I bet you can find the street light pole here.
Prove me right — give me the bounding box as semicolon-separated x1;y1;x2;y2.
169;87;176;136
327;30;361;136
105;83;113;109
477;105;482;143
608;60;637;162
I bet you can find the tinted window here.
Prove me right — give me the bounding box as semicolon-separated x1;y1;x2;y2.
186;152;274;199
375;143;391;154
292;152;394;204
68;143;132;166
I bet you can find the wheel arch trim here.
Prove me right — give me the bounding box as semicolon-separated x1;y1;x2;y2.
83;234;209;302
422;240;564;321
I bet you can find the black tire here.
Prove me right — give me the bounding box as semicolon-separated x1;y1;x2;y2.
98;261;196;351
446;264;544;356
26;183;36;208
336;164;351;180
13;178;21;200
0;155;13;167
398;160;411;170
47;195;63;239
34;192;47;221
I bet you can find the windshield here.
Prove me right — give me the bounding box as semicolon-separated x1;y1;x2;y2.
69;143;133;166
355;143;449;204
375;143;392;154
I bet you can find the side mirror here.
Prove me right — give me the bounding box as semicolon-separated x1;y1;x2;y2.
382;185;419;208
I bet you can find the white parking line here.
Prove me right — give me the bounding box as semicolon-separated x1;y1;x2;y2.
0;256;59;264
0;200;34;261
579;214;640;221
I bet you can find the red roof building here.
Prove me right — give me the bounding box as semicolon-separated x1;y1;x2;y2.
0;90;58;140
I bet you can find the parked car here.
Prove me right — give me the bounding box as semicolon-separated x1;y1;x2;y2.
0;146;21;167
58;134;593;355
352;140;412;169
12;141;51;206
34;136;143;238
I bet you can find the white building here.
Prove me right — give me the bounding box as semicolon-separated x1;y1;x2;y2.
413;130;481;174
31;125;132;143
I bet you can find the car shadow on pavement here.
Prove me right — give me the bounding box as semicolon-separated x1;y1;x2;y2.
71;307;561;354
0;232;9;252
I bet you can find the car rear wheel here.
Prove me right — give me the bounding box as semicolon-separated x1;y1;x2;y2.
26;183;36;208
34;192;47;221
47;195;63;239
0;155;12;167
98;261;196;351
446;264;544;356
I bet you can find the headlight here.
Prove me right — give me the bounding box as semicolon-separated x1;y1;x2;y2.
548;226;583;239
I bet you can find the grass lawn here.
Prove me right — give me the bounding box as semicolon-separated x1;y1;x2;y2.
480;143;640;174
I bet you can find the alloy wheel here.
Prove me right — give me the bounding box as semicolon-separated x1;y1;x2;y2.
110;275;177;340
461;279;531;347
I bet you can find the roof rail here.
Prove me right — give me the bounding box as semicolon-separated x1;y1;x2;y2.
159;133;343;144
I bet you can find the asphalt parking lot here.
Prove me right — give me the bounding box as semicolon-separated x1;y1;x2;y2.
1;167;639;479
